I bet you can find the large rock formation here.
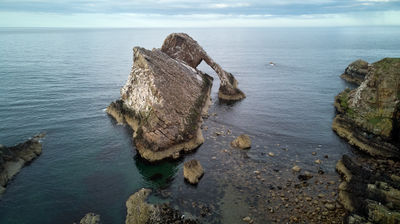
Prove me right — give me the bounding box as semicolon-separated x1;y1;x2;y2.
125;188;198;224
161;33;245;101
340;59;369;85
0;134;44;194
183;159;204;184
333;58;400;158
336;155;400;223
107;46;213;162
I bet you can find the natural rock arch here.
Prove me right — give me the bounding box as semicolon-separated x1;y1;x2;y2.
161;33;246;101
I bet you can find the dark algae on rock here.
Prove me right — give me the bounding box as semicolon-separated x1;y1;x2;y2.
0;133;44;195
334;58;400;223
107;33;245;162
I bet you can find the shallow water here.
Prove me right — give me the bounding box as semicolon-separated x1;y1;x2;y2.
0;27;400;223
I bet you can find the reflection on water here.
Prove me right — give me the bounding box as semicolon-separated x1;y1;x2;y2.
134;155;179;189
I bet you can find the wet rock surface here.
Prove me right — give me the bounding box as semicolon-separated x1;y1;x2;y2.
74;213;101;224
333;58;400;158
0;133;44;195
231;134;251;149
340;59;369;85
125;188;198;224
107;45;213;162
183;160;204;184
161;33;245;101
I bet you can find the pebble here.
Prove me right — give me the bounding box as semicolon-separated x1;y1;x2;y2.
254;170;261;175
292;165;301;172
325;203;336;211
242;216;251;222
268;152;275;157
312;152;317;156
211;156;217;160
315;159;322;164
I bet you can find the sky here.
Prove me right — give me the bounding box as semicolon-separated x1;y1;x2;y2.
0;0;400;27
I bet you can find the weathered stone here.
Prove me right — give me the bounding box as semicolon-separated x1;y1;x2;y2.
292;165;301;172
335;155;400;223
107;46;213;162
161;33;245;101
0;134;44;194
231;134;251;149
125;188;198;224
341;59;369;85
333;58;400;158
76;213;101;224
183;160;204;184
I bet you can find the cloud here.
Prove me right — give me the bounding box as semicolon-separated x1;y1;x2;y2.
1;10;399;27
0;0;399;27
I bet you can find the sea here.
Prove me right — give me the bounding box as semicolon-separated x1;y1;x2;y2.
0;27;399;223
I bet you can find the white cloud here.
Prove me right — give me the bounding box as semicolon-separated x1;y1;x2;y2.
1;10;399;27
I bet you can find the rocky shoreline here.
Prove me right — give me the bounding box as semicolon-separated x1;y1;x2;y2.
333;58;400;223
0;134;45;195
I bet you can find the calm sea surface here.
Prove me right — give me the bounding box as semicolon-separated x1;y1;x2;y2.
0;27;399;223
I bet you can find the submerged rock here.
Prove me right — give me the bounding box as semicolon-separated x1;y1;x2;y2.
161;33;245;101
183;159;204;184
333;58;400;158
0;133;44;194
107;46;213;162
125;188;198;224
231;134;251;149
336;155;400;223
341;59;369;85
74;213;101;224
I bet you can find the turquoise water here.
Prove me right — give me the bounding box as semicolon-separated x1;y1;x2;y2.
0;27;399;223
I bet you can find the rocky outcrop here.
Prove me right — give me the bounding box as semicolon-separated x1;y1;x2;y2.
74;213;101;224
231;134;251;149
107;46;213;162
0;134;44;194
341;59;369;85
161;33;245;101
336;155;400;223
183;160;204;184
125;188;198;224
333;58;400;158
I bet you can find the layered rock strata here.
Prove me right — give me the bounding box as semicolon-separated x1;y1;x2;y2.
161;33;245;101
0;134;44;194
125;188;198;224
340;59;369;85
333;58;400;158
107;46;213;162
336;155;400;223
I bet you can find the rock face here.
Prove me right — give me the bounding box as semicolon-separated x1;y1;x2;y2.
336;155;400;223
74;213;101;224
161;33;245;101
0;134;44;194
231;134;251;149
107;46;213;162
340;59;369;85
125;188;198;224
333;58;400;158
183;159;204;184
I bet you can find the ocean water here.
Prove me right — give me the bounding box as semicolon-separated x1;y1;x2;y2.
0;27;399;223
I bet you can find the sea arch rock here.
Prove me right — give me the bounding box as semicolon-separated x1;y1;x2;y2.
161;33;246;101
107;47;213;162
